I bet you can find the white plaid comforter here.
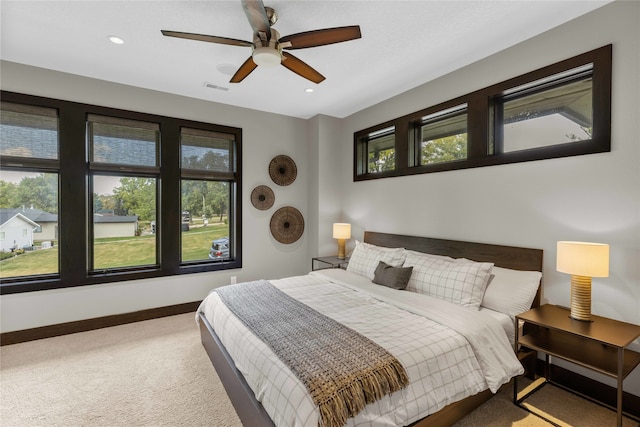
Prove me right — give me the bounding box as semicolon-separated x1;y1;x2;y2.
198;269;523;427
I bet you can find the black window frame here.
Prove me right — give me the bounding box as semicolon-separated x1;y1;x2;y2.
179;126;238;264
354;45;611;181
355;122;397;178
0;91;242;294
409;103;469;168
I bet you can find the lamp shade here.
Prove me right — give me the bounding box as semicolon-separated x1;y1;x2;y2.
557;241;609;277
333;223;351;239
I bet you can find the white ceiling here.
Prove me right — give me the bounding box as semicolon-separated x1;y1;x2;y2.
1;1;611;119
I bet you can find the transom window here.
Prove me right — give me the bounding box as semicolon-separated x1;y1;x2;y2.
498;65;593;153
356;126;395;175
414;105;467;166
354;45;611;181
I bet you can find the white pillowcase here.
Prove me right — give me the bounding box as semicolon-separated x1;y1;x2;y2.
403;252;493;309
346;241;405;280
481;266;542;317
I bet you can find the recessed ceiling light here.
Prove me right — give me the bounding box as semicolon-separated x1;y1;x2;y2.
108;35;124;45
304;88;314;93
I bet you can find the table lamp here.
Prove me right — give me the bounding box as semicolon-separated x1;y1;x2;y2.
556;241;609;322
333;223;351;260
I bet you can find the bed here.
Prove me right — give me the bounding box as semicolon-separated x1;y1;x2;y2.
197;231;543;426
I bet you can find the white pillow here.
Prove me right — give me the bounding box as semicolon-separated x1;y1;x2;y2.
404;252;493;309
346;241;405;280
481;266;542;317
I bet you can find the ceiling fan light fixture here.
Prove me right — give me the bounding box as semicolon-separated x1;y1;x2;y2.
252;47;281;67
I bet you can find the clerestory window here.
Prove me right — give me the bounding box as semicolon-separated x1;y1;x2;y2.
354;45;611;181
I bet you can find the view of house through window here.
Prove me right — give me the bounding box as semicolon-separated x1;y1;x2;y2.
92;175;157;270
88;115;160;272
1;93;242;293
0;171;59;279
0;101;59;279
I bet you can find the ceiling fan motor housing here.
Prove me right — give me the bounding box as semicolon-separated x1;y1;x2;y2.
252;28;282;67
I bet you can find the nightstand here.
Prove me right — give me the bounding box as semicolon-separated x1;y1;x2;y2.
514;304;640;427
311;256;349;271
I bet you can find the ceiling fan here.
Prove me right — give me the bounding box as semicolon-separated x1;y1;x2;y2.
161;0;361;84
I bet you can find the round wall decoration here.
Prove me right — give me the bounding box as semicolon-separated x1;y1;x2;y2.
250;185;275;210
270;206;304;244
268;154;297;186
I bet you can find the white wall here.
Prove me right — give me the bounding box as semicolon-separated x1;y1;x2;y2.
0;216;34;251
0;63;311;332
329;1;640;395
93;222;136;239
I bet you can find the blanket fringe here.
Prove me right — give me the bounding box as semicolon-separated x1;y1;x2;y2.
317;359;409;427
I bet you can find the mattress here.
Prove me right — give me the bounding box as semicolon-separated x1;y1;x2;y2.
198;268;523;426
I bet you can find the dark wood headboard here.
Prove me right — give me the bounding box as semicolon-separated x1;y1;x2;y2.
364;231;543;307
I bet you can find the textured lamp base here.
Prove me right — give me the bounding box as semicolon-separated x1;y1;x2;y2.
337;239;346;260
570;275;592;322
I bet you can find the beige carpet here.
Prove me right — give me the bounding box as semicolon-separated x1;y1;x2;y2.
1;313;636;427
1;313;241;427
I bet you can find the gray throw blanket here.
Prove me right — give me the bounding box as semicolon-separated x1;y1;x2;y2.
216;280;409;427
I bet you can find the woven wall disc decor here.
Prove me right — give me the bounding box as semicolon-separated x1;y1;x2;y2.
269;154;297;186
270;206;304;244
250;185;275;210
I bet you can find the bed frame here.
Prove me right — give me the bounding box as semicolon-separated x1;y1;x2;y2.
198;231;543;427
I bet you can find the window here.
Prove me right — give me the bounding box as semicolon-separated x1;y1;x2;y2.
180;128;236;263
354;45;611;181
0;92;242;294
0;101;60;280
92;175;156;271
498;65;593;153
355;125;396;177
88;115;159;273
413;105;467;166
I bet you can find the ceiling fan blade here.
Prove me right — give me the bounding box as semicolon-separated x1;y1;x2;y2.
161;30;252;47
241;0;271;41
230;57;258;83
279;26;361;50
281;52;325;84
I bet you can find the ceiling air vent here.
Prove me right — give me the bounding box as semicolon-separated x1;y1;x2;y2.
203;82;229;92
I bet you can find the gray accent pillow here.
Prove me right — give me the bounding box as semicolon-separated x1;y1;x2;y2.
372;261;413;290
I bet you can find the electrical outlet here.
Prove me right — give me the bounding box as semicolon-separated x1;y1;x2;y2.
230;276;237;284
